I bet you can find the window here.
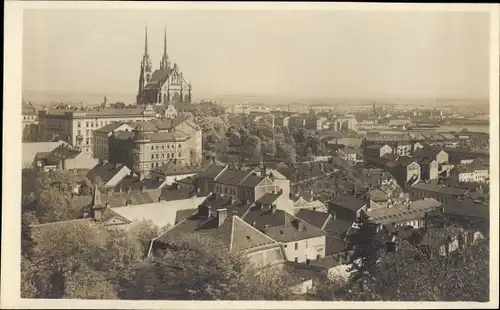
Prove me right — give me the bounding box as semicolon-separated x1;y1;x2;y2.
284;244;287;248
86;122;89;127
294;243;298;250
224;188;227;194
85;138;89;145
161;154;164;158
91;122;94;127
78;122;81;128
178;144;181;148
151;154;154;160
178;152;181;157
151;146;154;150
294;257;298;263
156;154;159;159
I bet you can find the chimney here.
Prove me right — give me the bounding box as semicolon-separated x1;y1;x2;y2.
216;208;228;227
271;205;277;214
252;221;256;227
198;205;212;218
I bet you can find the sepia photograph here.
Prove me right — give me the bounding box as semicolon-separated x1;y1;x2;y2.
2;1;499;309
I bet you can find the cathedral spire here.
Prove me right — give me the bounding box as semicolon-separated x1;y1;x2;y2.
161;26;169;70
144;23;149;56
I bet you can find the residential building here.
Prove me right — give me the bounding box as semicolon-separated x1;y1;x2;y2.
418;159;439;181
33;144;98;172
150;203;286;269
22;140;67;169
38;105;157;154
243;205;327;263
108;117;202;176
366;198;441;230
288;116;307;128
450;163;489;184
150;161;205;188
386;157;421;189
363;144;393;160
337;147;359;163
275;116;290;127
328;195;368;222
93;122;135;162
412;146;449;164
426;200;489;234
136;27;192;106
87;162;134;188
408;182;470;203
419;226;484;257
305;116;328;131
443;147;489;165
22;102;39;141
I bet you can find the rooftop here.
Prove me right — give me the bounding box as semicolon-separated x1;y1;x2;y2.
87;162;130;184
295;209;331;230
330;195;367;212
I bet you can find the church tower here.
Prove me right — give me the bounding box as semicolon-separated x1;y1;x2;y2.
137;25;153;105
160;27;170;71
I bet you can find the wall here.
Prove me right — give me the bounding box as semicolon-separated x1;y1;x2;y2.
283;236;326;263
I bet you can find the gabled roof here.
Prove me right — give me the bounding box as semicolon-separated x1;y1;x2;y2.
239;174;266;188
87;162;130;184
95;122;133;134
196;164;227;180
437;201;489;220
215;169;253;186
22;141;67;167
154;214;279;254
256;193;281;205
295;209;330;230
264;217;327;243
243;207;288;231
330;195;367;212
115;176;162;192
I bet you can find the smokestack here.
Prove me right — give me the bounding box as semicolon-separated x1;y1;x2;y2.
216;208;228;227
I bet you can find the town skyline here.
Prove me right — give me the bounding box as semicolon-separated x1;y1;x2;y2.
23;9;490;102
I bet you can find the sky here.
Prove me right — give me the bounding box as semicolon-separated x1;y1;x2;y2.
23;9;490;100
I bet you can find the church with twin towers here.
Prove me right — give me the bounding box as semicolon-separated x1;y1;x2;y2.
136;26;192;106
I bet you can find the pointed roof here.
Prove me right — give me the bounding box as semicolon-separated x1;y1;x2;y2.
144;24;149;55
91;185;104;210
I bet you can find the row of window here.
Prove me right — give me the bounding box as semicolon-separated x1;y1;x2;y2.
151;152;182;160
149;159;182;169
151;144;182;150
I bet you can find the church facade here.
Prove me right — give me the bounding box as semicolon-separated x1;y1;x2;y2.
136;27;192;106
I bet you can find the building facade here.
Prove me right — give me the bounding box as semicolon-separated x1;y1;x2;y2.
93;123;135;162
22;102;39;141
108;117;202;177
38;105;157;154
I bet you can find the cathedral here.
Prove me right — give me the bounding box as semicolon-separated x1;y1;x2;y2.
136;26;192;106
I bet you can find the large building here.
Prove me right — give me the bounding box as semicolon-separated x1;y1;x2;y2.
136;26;192;106
38;105;157;154
22;102;39;141
108;117;202;177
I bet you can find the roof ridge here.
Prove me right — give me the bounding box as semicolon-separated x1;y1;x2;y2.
229;216;235;252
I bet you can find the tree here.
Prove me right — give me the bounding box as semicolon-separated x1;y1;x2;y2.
372;238;489;301
129;236;298;300
345;219;382;300
63;265;118;299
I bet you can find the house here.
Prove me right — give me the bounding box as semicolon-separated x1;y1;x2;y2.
87;162;134;188
33;144;98;172
363;144;393;159
365;189;390;209
418;158;439;181
242;205;327;263
450;162;489;184
149;161;205;188
337;147;359;163
408;182;470;204
328;195;368;222
386;157;421;189
93;122;135;162
194;163;228;195
419;226;484;257
150;204;286;269
425;200;489;234
22;140;68;169
443;147;489;165
294;209;350;256
413;146;449;164
292;197;328;213
366;198;441;230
